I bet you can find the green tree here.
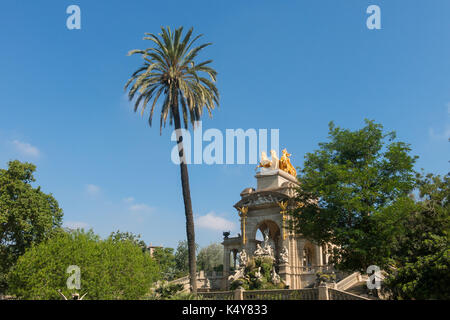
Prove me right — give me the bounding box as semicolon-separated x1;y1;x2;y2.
8;229;160;300
0;160;63;291
174;240;189;277
197;243;223;272
289;120;418;271
108;230;147;252
174;240;199;278
383;173;450;299
125;26;219;293
152;247;177;281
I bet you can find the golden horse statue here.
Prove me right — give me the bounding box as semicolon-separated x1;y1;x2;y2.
279;149;297;177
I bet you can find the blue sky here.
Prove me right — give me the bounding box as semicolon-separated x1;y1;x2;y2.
0;0;449;249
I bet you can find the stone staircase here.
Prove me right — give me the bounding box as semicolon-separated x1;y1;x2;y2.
334;271;380;300
160;270;223;293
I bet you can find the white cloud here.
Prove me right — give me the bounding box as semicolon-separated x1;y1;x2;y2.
428;104;450;141
123;197;135;203
63;221;89;230
11;140;40;157
196;212;236;231
429;126;450;141
129;203;153;213
85;184;101;196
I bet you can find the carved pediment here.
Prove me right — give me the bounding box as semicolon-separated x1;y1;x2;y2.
234;190;289;209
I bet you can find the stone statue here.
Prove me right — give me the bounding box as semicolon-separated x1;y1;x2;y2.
228;267;245;282
257;151;271;169
254;230;275;259
271;267;281;284
280;246;289;264
239;249;247;267
270;150;279;170
279;148;296;177
254;243;265;256
264;242;273;257
203;278;210;289
263;229;270;244
256;150;279;171
255;267;262;280
262;229;274;258
229;249;248;283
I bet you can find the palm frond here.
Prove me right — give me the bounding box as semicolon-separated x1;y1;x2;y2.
125;26;220;134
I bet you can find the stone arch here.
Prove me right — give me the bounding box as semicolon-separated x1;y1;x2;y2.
254;219;281;241
252;219;282;258
302;241;316;268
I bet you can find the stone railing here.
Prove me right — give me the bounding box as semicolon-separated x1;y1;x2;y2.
167;271;224;292
198;285;370;300
198;290;235;300
335;272;364;291
328;288;370;300
243;288;319;300
198;288;319;300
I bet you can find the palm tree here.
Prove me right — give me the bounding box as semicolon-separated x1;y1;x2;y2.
125;26;219;293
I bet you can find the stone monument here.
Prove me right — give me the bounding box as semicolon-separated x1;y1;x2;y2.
222;149;333;290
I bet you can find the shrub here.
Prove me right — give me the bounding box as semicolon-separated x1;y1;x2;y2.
7;229;160;299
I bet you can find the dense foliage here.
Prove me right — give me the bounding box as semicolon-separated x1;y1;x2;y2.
383;173;450;299
8;229;160;300
153;247;178;280
108;230;147;252
289;120;418;272
289;120;450;299
174;240;199;277
0;160;63;291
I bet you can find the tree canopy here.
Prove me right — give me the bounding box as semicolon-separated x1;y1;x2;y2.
289;120;418;271
0;160;63;291
197;243;223;272
383;173;450;299
174;240;198;277
152;247;177;281
108;230;147;252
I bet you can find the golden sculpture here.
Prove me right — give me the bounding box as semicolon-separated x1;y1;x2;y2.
279;149;297;177
257;149;296;177
237;206;248;245
278;201;289;240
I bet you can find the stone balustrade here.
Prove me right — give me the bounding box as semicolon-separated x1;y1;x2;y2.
197;284;369;300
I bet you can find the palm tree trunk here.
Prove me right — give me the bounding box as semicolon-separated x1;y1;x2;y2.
172;101;197;294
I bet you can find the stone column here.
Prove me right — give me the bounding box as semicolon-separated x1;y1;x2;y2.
278;263;290;288
223;248;231;290
316;243;323;266
234;287;244;300
318;284;329;300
